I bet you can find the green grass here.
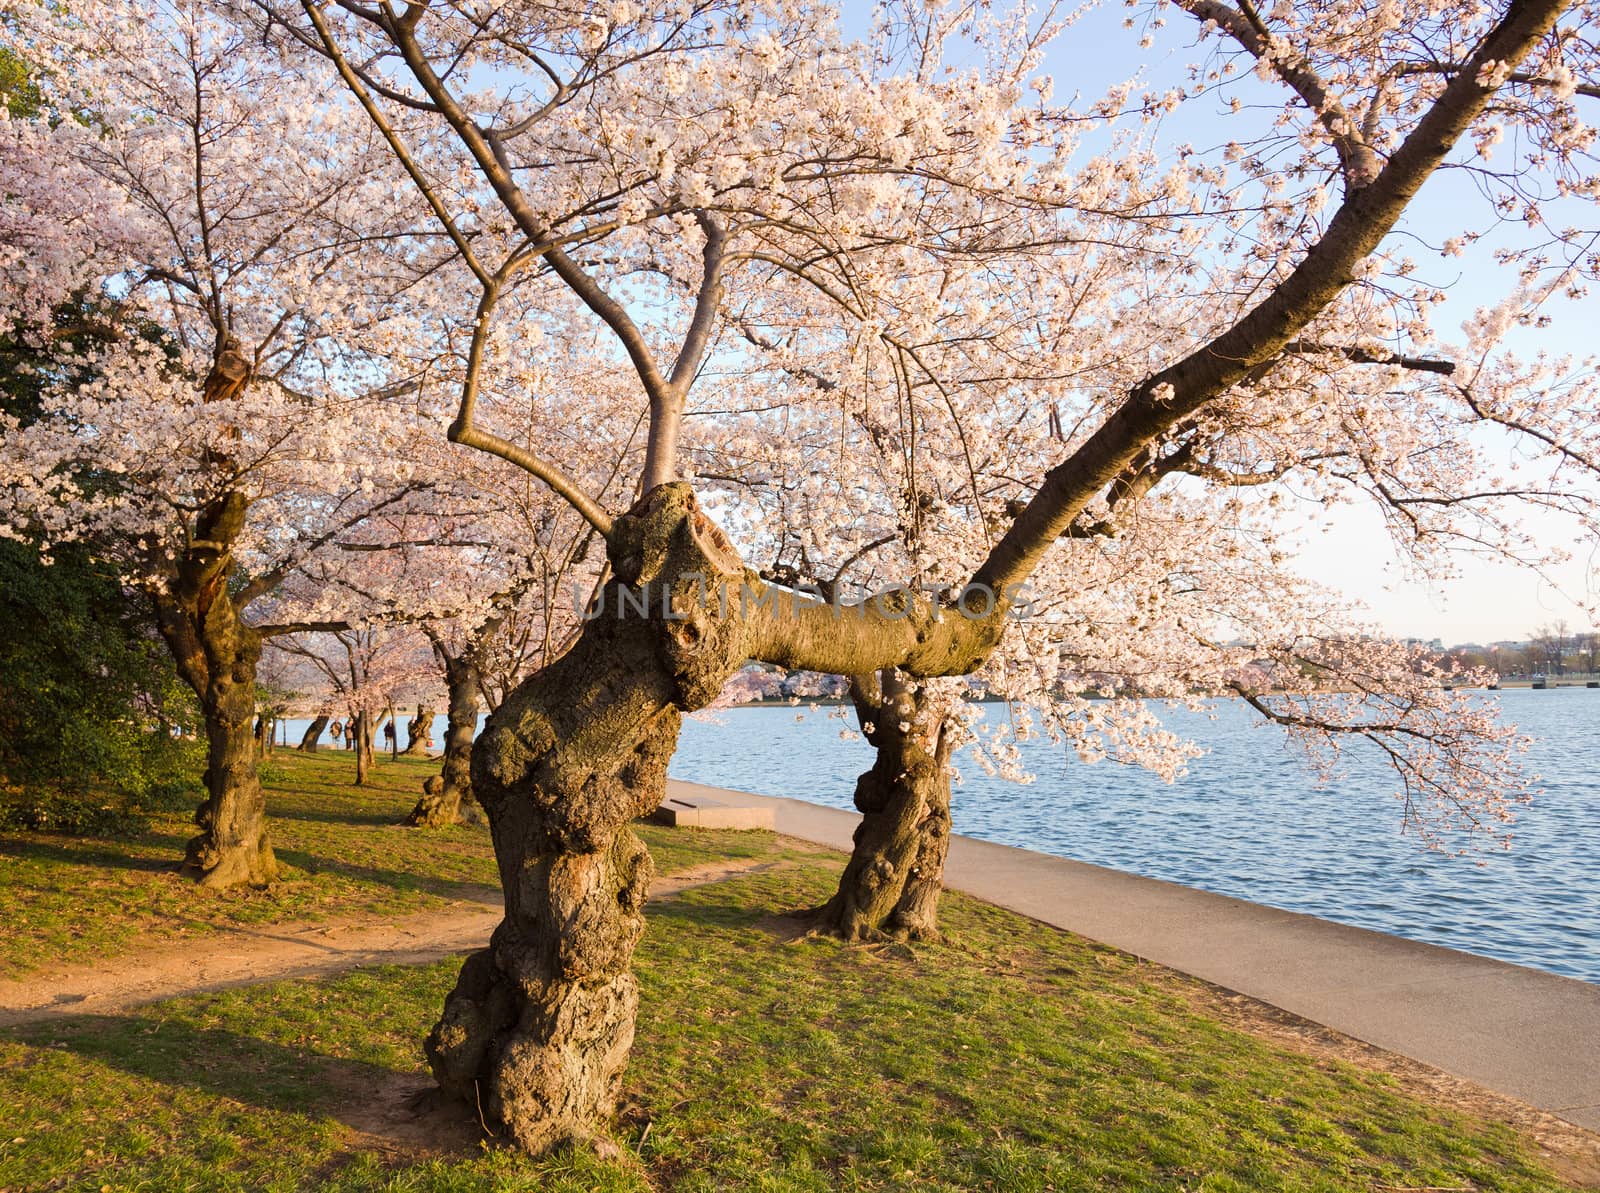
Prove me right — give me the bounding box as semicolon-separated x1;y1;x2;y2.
0;858;1581;1192
0;751;1584;1190
0;750;777;978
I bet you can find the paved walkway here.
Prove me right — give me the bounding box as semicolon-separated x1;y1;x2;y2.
666;778;1600;1132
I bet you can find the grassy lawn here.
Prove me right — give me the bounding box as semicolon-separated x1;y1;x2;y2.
0;750;776;978
0;858;1584;1191
0;750;1590;1190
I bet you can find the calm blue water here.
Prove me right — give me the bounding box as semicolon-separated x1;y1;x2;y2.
669;691;1600;984
282;689;1599;983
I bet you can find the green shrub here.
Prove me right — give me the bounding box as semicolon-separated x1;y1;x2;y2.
0;539;203;835
0;782;151;835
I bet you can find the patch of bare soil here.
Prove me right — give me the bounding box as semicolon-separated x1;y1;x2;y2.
326;1070;486;1164
1182;982;1600;1189
0;857;776;1029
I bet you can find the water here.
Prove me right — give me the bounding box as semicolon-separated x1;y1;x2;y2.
668;690;1600;984
280;689;1600;983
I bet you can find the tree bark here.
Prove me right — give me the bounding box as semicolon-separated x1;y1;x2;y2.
298;715;330;751
424;484;748;1154
149;491;279;889
353;708;373;785
814;671;954;941
408;661;480;827
888;749;954;940
401;703;433;755
186;658;278;888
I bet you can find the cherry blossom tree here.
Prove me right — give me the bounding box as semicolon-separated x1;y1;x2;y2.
240;0;1598;1154
281;324;635;824
0;1;444;886
267;620;437;782
0;42;150;332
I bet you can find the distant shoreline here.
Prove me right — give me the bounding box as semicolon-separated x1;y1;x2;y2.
726;680;1595;708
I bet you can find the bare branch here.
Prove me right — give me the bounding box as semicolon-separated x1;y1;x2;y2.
258;619;353;638
1392;60;1600;100
1282;340;1458;374
446;279;617;538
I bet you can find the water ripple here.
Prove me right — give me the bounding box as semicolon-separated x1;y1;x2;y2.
670;690;1600;984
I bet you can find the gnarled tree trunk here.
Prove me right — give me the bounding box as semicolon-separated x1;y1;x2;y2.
425;484;747;1154
150;492;279;889
298;714;330;751
814;670;954;942
185;653;278;888
150;498;279;889
401;703;433;755
890;771;953;939
408;657;480;827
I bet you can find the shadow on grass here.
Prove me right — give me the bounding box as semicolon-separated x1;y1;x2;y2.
273;848;501;906
643;890;781;934
0;834;185;875
273;805;412;828
4;1011;483;1154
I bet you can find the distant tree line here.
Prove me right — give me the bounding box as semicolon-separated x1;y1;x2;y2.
1447;623;1600;677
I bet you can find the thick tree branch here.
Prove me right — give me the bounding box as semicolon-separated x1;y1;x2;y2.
257;619;352;639
446;280;617;537
668;212;727;395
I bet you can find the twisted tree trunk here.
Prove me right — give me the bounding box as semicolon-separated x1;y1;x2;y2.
298;715;330;751
150;491;279;889
187;655;278;887
425;484;747;1154
813;670;954;941
408;659;480;827
889;768;954;939
401;703;433;755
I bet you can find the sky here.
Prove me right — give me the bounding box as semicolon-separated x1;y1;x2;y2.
1282;500;1595;644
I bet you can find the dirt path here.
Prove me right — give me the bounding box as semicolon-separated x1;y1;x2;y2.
0;858;773;1027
